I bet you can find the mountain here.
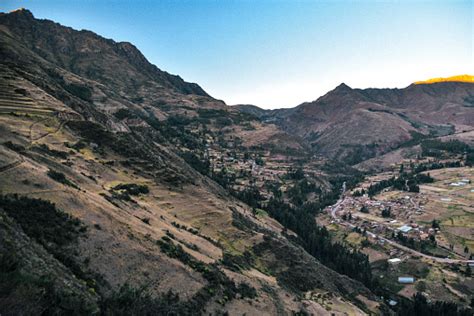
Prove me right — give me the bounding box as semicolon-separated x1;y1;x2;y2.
1;8;208;97
0;9;381;315
250;80;474;165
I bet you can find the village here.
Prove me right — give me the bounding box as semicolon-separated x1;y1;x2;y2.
203;137;328;201
320;166;474;304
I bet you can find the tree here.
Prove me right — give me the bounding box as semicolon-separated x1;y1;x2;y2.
415;281;427;292
381;208;391;218
251;207;257;216
408;183;420;193
360;206;369;213
264;197;373;287
397;292;472;315
255;156;264;166
431;220;440;229
285;167;305;180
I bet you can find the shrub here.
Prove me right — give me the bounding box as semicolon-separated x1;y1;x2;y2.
47;169;78;189
113;108;138;120
111;183;149;196
34;144;69;159
109;183;149;201
221;251;254;272
3;141;25;152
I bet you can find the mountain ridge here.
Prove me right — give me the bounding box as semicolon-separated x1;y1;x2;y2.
235;79;474;164
0;8;209;97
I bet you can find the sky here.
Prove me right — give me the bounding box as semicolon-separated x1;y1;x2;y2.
1;1;473;108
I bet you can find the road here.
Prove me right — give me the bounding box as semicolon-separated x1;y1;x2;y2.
328;196;474;265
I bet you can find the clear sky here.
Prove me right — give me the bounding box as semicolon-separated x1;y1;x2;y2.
1;0;473;108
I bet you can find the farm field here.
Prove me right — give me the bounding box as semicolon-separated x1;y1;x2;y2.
377;167;474;256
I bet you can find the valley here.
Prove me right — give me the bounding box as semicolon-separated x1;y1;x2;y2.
0;8;473;315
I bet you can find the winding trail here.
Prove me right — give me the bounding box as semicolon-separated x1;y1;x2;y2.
328;196;474;265
28;111;79;144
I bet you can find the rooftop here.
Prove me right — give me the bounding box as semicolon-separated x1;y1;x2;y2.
398;225;412;233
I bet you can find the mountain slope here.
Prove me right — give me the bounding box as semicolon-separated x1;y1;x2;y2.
0;9;380;315
0;8;208;97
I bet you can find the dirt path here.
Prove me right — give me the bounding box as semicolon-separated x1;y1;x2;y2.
28;110;81;145
0;157;24;173
29;114;63;143
0;149;25;174
23;189;69;195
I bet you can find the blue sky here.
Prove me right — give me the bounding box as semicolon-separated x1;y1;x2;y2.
2;0;473;108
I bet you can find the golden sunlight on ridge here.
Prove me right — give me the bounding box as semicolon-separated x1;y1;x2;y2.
414;74;474;85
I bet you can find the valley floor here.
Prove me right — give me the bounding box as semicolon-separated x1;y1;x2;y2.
319;167;474;305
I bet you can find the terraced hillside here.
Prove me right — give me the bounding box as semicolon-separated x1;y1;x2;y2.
0;64;379;316
0;66;56;115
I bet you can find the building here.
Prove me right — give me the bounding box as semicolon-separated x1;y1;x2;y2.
398;277;415;284
398;225;413;233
